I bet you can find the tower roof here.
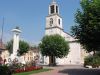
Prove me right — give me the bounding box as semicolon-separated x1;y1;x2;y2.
49;0;59;15
51;0;57;4
52;0;56;3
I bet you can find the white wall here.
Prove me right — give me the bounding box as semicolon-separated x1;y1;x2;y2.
44;30;83;65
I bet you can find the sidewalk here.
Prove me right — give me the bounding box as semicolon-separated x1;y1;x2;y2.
31;68;67;75
31;65;100;75
31;65;83;75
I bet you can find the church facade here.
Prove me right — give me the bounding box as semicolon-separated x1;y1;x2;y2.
41;0;84;65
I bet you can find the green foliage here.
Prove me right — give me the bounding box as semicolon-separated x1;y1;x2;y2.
39;34;69;58
71;0;100;52
6;40;29;55
84;54;100;67
6;40;13;54
9;62;23;70
18;40;29;55
0;65;12;75
92;56;100;67
84;56;93;66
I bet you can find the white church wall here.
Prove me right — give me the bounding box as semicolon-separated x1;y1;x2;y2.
46;15;63;29
56;42;82;65
68;42;81;64
43;56;49;65
45;28;62;35
55;15;63;28
43;0;85;65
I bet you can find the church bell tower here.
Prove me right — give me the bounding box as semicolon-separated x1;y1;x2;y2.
49;0;59;15
45;0;63;35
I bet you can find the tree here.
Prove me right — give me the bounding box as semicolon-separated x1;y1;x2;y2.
6;40;29;55
18;40;29;55
6;40;13;54
71;0;100;54
39;34;69;66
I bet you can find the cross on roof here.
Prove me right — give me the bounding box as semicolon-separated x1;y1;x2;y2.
52;0;56;3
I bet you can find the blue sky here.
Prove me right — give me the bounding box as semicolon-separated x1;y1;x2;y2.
0;0;80;45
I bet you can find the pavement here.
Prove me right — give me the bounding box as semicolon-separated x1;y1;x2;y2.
31;65;100;75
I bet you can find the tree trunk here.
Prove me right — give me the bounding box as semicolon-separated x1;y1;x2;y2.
49;56;52;65
49;56;56;66
93;51;96;56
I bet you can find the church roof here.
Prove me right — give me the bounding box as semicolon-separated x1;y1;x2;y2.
63;31;74;38
63;30;79;42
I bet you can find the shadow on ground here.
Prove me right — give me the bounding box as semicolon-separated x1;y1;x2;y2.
59;69;100;75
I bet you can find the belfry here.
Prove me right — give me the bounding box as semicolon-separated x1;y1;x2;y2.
42;0;84;65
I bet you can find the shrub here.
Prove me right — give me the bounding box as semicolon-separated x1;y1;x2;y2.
84;54;100;68
0;65;12;75
91;55;100;68
84;56;93;66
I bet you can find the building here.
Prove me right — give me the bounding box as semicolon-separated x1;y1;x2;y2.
20;47;39;64
42;0;84;65
0;41;9;64
0;40;39;64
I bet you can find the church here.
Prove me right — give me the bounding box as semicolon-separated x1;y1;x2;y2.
41;0;84;65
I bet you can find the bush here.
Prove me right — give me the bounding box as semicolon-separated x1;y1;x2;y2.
84;56;93;66
84;54;100;68
0;65;12;75
91;55;100;68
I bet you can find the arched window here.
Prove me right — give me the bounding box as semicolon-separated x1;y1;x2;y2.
56;6;58;13
50;5;54;14
50;18;53;26
58;19;60;25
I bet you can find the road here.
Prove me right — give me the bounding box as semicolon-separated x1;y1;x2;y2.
32;65;100;75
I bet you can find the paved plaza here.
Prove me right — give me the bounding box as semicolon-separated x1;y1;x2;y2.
32;65;100;75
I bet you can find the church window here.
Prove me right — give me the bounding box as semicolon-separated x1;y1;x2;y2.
58;19;60;25
30;52;32;56
50;18;53;26
24;56;25;60
28;57;29;60
56;6;58;13
50;5;54;14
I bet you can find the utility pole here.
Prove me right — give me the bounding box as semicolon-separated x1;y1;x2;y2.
0;17;4;48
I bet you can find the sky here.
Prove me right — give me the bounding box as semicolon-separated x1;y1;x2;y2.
0;0;81;45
